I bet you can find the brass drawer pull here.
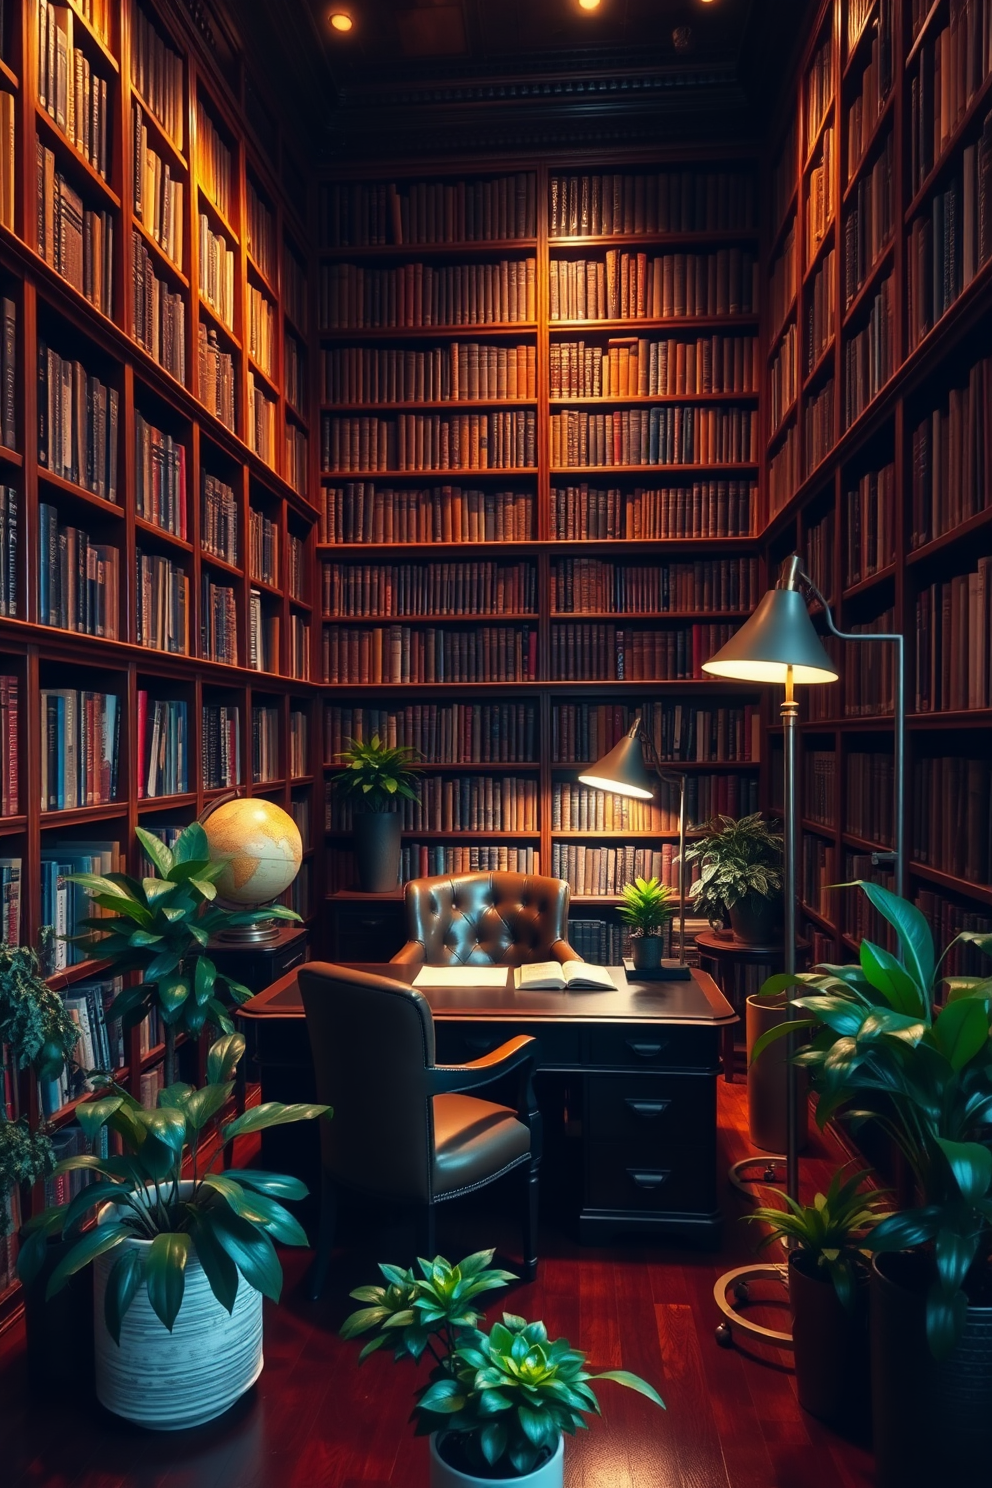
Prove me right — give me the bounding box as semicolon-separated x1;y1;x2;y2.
625;1099;670;1120
628;1169;669;1190
625;1039;668;1059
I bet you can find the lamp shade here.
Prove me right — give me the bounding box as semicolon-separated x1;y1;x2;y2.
702;588;839;684
578;728;655;800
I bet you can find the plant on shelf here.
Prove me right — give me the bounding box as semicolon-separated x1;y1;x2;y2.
332;735;423;893
18;1031;328;1430
618;877;674;971
66;822;299;1083
341;1250;665;1487
682;812;783;943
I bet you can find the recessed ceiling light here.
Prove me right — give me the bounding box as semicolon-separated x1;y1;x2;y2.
329;10;354;31
578;0;602;11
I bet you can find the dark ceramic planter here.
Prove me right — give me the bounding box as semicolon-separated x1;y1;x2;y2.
353;812;402;893
728;892;777;946
630;935;663;970
745;993;807;1154
788;1251;869;1430
870;1252;992;1488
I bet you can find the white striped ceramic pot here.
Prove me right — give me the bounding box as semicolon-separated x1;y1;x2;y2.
93;1182;264;1429
429;1435;564;1488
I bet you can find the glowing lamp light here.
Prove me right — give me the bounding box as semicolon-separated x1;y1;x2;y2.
329;11;354;32
578;0;602;11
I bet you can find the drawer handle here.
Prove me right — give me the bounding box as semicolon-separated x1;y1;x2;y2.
282;952;304;972
625;1039;668;1059
625;1099;671;1120
628;1169;669;1190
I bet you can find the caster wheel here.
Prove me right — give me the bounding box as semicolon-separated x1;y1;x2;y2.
733;1280;750;1304
763;1164;778;1182
715;1322;733;1348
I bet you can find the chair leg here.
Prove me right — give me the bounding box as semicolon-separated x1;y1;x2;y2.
308;1172;336;1302
417;1202;436;1261
521;1158;540;1282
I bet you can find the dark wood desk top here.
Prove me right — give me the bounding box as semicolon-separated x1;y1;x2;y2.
239;962;737;1027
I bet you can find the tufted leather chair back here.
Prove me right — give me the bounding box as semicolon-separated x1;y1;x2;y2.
395;871;580;967
299;962;438;1204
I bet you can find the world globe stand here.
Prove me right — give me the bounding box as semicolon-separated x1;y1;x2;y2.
199;793;304;946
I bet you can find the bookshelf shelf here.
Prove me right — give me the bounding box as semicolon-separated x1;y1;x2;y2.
135;515;193;553
549;610;751;622
767;299;798;361
551;316;759;334
803;337;836;393
842;92;894;203
801;900;836;934
34;106;121;210
0;56;18;90
246;252;277;303
319;323;539;341
132;217;189;288
903;71;992;224
201;549;243;579
197;186;240;248
911;862;992;909
552;463;758;476
907;508;992;565
36;469;123;517
327;829;541;842
904;0;942;68
131;88;187;171
549;393;759;408
843;0;878;78
247;353;279;401
768;402;798;451
323;612;539;625
39;802;129;828
323;468;538;481
321;399;539;414
198;296;240;350
841;563;896;600
802;223;836;287
67;5;119;71
0;445;22;466
841;240;894;329
551;230;760;249
319;239;538;259
802;817;836;841
803;99;835;175
769;195;798;261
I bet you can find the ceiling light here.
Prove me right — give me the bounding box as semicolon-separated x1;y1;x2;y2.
578;0;602;11
329;11;354;31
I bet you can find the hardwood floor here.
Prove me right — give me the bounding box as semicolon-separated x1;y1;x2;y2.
0;1080;875;1488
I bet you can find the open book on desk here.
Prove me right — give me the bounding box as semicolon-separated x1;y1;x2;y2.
513;962;616;992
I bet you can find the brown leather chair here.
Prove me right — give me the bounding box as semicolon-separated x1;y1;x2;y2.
298;962;542;1299
391;871;582;967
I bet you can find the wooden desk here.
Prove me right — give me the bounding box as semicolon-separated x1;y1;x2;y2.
239;963;736;1248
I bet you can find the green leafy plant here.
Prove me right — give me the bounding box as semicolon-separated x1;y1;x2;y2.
682;812;783;922
751;880;992;1358
0;944;80;1236
745;1166;891;1309
66;822;299;1081
342;1250;664;1479
618;877;674;938
17;1032;328;1338
332;735;422;813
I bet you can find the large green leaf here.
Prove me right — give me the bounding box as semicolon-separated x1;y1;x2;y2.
157;975;191;1015
135;826;175;878
61;1180;136;1237
209;1206;283;1301
75;1095;125;1142
223;1169;308;1201
104;1249;144;1345
146;1233;190;1330
589;1370;666;1408
749;1018;818;1066
207;1033;245;1084
183;1082;234;1131
221;1101;329;1142
187;1208;239;1314
45;1223;131;1298
933;1000;991;1073
934;1138;992;1204
145;949;182;981
859;940;927;1018
194;957;216;1006
173;823;209;864
851;881;935;999
140;1106;187;1156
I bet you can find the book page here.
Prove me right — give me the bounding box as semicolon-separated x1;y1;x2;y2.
412;966;510;989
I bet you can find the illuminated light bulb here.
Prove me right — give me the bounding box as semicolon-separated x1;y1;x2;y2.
578;0;602;11
329;11;354;31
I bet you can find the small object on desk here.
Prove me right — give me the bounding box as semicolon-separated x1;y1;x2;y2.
622;957;692;981
411;966;510;989
514;961;615;992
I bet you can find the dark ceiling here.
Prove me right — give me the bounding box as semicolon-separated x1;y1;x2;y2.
230;0;813;163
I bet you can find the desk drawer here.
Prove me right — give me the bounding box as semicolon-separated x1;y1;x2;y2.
586;1141;715;1214
435;1021;579;1068
585;1074;714;1144
584;1024;719;1072
332;906;406;962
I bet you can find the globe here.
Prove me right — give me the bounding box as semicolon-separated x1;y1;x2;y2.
203;798;303;906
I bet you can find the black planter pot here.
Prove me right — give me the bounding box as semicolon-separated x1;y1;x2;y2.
870;1252;992;1488
788;1251;869;1431
630;935;663;970
353;812;402;893
728;892;777;946
22;1235;94;1387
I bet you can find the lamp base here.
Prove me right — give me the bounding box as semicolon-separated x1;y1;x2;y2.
623;958;692;981
215;918;281;946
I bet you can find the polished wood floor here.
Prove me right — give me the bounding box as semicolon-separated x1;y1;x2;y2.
1;1080;875;1488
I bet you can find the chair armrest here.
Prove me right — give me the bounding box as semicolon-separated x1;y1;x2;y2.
430;1035;539;1094
390;940;426;966
552;940;584;964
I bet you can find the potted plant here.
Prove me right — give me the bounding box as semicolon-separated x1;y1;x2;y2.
332;734;422;893
617;876;674;971
341;1249;665;1486
752;880;992;1486
683;812;783;944
17;1031;328;1429
745;1166;889;1429
66;822;299;1083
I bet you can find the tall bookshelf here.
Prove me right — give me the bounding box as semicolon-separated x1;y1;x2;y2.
316;157;769;958
0;0;320;1319
763;0;992;969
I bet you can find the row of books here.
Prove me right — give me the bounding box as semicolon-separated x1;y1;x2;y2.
249;507;279;586
136;548;188;653
320;483;534;546
806;611;896;720
843;275;895;429
802;834;837;920
321;411;538;473
910;355;991;548
246;178;276;284
132;231;187;382
846;751;895;847
289;532;307;601
804;378;834;478
0;675;17;813
199;217;236;331
196;101;233;221
915;559;992;711
845;1;893;183
130;0;184;148
38;502;119;638
552;773;756;833
202;702;241;787
0;91;14;232
551;480;756;541
845;462;895;585
40;690;120;810
37;146;114;317
288;862;310;919
394;844;539;886
135;411;187;536
908;6;992;194
548;249;758;323
247;284;277;380
40;977;125;1114
0;298;13;449
839;854;897;949
551;844;701;900
137;693;188;797
915;886;992;978
549;621;738;682
771;119;797;236
548;557;759;615
769;324;797;436
285;334;308;413
198;323;236;432
0;485;17;617
245;377;277;471
552;700;761;766
803;749;835;826
913;755;991;883
548;405;758;469
252;704;279;783
806;247;836;376
768;425;797;519
322;560;537;619
290;794;311;851
321;624;538;685
37;1;111;179
806;128;835;268
319;259;537;330
290;614;310;682
289;709;309;778
329;775;539;833
324;701;539;765
133;103;184;267
805;31;833;154
286;426;308;500
805;507;834;600
284;246;308;334
202;472;239;563
320;175;538;248
0;856;22;946
200;576;238;664
843;132;894;308
548;169;756;237
769;226;796;347
550;333;759;399
249;589;280;672
907;120;992;350
322;342;537;405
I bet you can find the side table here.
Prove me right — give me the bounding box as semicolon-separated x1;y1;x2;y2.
695;930;809;1082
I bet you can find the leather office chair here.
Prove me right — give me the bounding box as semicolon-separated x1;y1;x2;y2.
391;871;582;967
298;962;542;1299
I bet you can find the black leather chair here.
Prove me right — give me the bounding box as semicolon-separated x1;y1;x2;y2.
298;962;542;1299
391;870;581;967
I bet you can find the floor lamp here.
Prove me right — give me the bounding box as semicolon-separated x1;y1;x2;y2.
578;714;691;978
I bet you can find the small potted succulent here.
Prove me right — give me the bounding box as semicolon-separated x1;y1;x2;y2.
683;812;783;944
745;1166;890;1429
341;1250;665;1486
18;1032;328;1429
332;734;422;892
617;876;674;971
